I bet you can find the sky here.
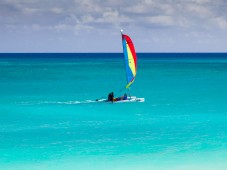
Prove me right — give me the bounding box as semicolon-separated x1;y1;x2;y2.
1;0;227;52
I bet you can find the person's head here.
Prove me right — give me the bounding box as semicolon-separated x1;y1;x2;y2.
111;92;114;95
124;93;127;96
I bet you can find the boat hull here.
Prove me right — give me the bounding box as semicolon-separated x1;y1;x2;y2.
96;96;145;103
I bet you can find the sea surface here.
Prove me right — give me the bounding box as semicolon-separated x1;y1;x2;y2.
0;53;227;170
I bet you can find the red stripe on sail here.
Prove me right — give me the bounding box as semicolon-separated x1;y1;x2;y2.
122;34;137;71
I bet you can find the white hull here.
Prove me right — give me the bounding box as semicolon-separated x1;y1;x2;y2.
96;96;145;103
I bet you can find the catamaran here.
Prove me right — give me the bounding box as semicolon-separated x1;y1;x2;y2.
96;30;144;103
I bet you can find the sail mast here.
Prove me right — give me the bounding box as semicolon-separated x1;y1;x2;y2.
120;29;128;89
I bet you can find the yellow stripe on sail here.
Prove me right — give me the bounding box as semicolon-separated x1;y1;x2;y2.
125;79;135;89
126;44;136;76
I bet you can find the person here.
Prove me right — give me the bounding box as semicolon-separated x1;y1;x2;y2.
114;93;127;101
107;92;114;102
122;93;127;100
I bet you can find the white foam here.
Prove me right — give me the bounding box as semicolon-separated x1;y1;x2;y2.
17;97;145;106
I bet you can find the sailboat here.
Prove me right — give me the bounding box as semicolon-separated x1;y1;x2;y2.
96;30;144;103
116;30;144;102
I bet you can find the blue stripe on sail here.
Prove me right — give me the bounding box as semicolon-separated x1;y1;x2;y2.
122;39;134;84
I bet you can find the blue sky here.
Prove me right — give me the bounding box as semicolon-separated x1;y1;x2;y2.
1;0;227;52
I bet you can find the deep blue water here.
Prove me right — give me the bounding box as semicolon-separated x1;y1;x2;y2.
0;53;227;170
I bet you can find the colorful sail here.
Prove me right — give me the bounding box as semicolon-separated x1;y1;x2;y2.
121;33;137;89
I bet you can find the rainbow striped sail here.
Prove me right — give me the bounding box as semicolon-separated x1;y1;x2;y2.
121;32;137;89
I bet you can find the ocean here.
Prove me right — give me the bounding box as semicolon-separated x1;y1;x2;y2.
0;53;227;170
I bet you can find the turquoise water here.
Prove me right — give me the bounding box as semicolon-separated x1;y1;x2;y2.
0;53;227;170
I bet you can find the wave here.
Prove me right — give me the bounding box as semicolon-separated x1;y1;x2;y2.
16;100;99;105
16;97;144;105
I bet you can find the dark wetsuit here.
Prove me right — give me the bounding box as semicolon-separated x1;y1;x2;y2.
108;93;114;102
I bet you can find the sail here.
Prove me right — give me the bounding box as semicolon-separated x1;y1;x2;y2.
121;33;137;89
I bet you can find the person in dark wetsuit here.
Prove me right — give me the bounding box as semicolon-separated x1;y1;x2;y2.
108;92;114;102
